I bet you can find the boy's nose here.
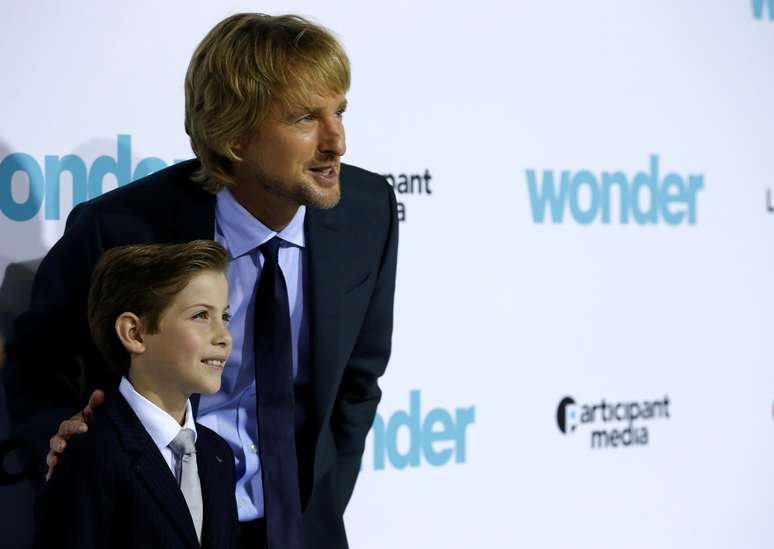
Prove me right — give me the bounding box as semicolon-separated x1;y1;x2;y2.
214;324;232;349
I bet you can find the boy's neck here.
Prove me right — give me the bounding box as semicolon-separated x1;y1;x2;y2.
127;370;188;425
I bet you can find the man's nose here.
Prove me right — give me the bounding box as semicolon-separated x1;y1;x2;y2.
319;117;346;157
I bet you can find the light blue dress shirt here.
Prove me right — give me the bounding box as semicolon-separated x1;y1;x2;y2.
197;188;310;521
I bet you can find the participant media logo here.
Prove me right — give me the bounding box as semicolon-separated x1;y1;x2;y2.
556;394;671;449
381;169;434;223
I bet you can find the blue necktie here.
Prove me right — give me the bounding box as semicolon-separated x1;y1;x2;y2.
254;237;304;549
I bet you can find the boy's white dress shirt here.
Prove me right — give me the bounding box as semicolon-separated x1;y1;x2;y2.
118;376;197;478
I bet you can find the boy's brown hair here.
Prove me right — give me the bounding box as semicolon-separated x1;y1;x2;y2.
87;240;229;377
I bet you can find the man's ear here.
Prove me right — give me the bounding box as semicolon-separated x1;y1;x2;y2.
229;140;245;160
115;312;145;355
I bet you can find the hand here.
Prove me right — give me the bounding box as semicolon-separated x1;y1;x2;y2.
45;389;105;481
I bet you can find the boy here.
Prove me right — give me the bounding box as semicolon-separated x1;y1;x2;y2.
35;240;239;549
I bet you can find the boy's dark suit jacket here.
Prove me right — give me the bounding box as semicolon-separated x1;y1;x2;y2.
6;159;398;549
35;391;239;549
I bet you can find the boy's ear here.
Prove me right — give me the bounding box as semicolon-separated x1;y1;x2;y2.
115;312;145;355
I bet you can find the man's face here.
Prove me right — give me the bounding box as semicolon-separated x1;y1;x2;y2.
232;92;347;211
141;270;232;397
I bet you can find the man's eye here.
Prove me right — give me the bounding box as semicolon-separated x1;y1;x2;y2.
297;113;314;123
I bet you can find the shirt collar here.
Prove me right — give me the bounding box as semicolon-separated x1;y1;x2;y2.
119;376;197;449
215;187;306;259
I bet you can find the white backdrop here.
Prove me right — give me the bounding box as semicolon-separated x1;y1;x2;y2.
2;1;774;547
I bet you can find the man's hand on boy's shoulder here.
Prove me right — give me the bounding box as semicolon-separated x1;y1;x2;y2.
45;389;105;481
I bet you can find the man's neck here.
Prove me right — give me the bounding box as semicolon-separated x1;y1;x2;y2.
230;185;299;232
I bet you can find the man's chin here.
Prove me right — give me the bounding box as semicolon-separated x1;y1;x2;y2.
301;183;341;210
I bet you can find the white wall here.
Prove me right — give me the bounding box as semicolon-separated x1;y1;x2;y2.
2;1;773;547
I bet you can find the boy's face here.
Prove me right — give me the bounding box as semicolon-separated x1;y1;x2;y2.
141;270;232;397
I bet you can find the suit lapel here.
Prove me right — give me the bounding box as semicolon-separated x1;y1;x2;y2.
305;206;349;436
106;394;200;548
197;434;232;549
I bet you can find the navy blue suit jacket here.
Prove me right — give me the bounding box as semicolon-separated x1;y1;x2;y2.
35;390;239;549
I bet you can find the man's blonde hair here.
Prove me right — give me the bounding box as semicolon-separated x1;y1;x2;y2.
184;13;351;193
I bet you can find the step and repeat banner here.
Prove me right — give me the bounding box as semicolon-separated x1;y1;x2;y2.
2;1;773;547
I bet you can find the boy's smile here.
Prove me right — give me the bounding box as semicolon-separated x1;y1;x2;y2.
130;270;232;419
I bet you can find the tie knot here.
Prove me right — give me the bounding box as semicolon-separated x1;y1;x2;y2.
169;428;196;457
259;237;282;265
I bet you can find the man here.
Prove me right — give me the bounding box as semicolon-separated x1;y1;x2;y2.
4;13;398;549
